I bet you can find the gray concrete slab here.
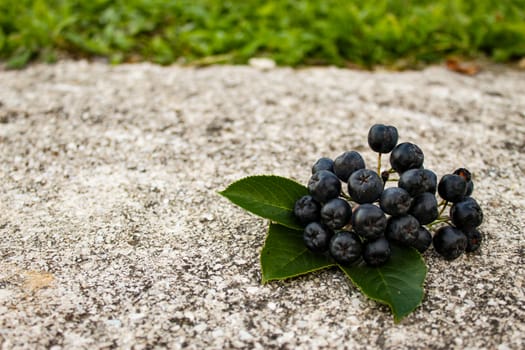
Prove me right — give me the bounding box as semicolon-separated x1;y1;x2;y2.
0;61;524;349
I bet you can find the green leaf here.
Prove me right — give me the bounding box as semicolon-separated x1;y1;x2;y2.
338;244;427;322
219;175;308;229
261;223;335;283
6;50;32;69
222;176;427;321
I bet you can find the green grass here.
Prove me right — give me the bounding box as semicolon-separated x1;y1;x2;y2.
1;0;524;69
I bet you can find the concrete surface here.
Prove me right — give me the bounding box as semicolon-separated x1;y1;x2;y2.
0;61;524;349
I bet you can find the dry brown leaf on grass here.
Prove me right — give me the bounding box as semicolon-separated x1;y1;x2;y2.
445;58;480;75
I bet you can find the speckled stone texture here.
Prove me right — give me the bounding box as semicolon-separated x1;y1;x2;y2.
0;61;524;349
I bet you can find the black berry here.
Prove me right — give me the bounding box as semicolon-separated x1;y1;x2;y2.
320;198;352;230
411;226;432;253
453;168;471;182
312;157;335;174
308;170;341;203
379;187;412;216
450;197;483;231
389;142;424;174
454;168;475;197
363;237;391;267
381;170;390;183
410;192;439;225
333;151;366;182
347;169;384;204
464;228;483;253
294;195;321;226
398;168;437;196
438;174;467;203
433;226;467;260
367;124;398;154
329;231;362;265
352;204;387;240
386;215;420;246
465;181;474;197
303;222;332;253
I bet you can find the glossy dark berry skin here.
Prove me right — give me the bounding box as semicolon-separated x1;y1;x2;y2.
348;169;384;204
363;237;391;267
381;170;390;183
321;198;352;230
411;226;432;253
450;197;483;231
455;166;474;198
367;124;398;153
333;151;366;182
410;192;439;225
438;174;467;203
303;222;332;253
464;228;482;252
312;157;335;174
433;226;467;260
294;195;321;226
379;187;412;216
351;204;387;240
389;142;424;174
329;231;362;265
465;181;474;197
385;215;420;246
453;168;472;182
308;170;341;203
398;168;437;196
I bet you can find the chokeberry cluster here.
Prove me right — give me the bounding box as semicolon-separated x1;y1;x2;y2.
293;124;483;267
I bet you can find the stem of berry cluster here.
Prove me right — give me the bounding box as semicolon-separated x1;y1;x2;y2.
437;200;449;217
340;191;353;202
377;153;382;175
426;216;450;228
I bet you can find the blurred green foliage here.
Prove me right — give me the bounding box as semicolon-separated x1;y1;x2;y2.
1;0;524;68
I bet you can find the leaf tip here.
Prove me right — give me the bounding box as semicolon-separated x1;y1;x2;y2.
393;313;407;324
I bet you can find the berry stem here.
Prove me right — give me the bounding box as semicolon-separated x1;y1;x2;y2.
386;178;400;182
438;200;449;217
426;217;451;229
377;153;382;176
340;191;353;202
388;168;396;174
